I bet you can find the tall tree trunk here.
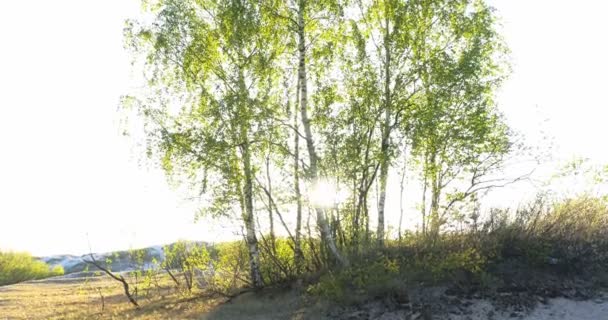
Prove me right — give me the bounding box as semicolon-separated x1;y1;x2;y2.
297;0;347;267
429;170;442;239
364;195;370;244
354;176;364;246
421;172;428;235
398;148;407;242
354;127;376;248
265;154;276;252
426;150;442;239
242;139;264;288
238;70;263;288
294;76;303;273
352;176;361;248
377;134;389;245
377;3;392;246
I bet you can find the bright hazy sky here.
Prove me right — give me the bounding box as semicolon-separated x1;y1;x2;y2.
1;1;607;256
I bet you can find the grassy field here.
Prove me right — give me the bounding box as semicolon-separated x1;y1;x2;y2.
0;275;225;320
0;275;326;320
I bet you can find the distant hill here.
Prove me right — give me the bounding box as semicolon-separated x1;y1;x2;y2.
37;242;207;274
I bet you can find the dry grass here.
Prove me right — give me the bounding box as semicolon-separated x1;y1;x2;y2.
0;275;223;320
0;275;326;320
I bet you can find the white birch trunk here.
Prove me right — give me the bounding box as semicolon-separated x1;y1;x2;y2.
297;0;347;266
377;6;392;246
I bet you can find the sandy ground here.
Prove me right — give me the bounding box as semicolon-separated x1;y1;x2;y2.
200;290;608;320
526;298;608;320
443;296;608;320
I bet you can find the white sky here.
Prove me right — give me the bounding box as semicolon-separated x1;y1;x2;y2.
1;1;607;256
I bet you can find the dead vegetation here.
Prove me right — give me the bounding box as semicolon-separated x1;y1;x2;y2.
0;275;222;320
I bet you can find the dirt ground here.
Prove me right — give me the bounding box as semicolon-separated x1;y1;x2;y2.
1;276;607;320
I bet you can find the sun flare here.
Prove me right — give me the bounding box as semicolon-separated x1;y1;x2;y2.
309;179;347;208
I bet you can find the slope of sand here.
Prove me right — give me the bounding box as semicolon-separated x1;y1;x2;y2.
448;296;608;320
527;298;608;320
201;290;608;320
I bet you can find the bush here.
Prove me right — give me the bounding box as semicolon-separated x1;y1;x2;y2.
515;195;608;272
307;253;401;303
161;240;212;294
206;241;249;294
467;195;608;272
0;251;63;286
51;265;65;276
306;195;608;303
258;238;299;283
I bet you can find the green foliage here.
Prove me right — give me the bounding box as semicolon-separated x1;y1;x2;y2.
51;265;65;276
162;240;211;293
123;0;527;294
307;253;401;303
0;251;64;286
125;0;286;217
307;195;608;302
258;238;296;283
207;241;249;294
422;248;485;280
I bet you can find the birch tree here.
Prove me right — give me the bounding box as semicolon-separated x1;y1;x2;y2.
124;0;285;287
410;0;511;237
264;0;349;266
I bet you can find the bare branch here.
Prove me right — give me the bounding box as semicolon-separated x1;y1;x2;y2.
82;254;139;308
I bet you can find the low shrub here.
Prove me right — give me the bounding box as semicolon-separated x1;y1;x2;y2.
307;195;608;302
307;253;401;303
0;251;64;286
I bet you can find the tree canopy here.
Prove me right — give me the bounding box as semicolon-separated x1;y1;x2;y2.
124;0;514;285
